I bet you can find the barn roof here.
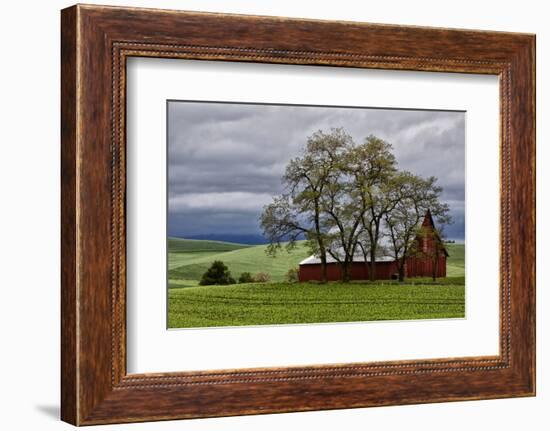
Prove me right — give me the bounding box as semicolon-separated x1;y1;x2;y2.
299;234;396;266
299;252;395;266
423;209;449;257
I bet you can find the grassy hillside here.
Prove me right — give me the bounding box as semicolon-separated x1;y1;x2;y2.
168;237;251;253
445;243;465;277
168;238;311;286
168;281;465;328
167;238;466;328
168;239;465;286
168;238;252;271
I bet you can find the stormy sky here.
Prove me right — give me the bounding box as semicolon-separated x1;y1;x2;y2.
168;101;465;243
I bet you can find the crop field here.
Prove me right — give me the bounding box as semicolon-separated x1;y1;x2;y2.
167;238;465;328
446;243;465;277
167;238;312;287
168;281;465;328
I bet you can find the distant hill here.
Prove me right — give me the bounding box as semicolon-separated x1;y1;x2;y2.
445;243;464;277
168;237;251;253
168;238;311;285
184;234;268;245
167;239;465;288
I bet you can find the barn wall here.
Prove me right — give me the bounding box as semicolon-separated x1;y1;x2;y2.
405;256;447;278
299;261;398;282
299;256;447;282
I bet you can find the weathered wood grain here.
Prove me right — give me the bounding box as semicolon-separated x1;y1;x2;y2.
61;4;535;425
60;5;78;425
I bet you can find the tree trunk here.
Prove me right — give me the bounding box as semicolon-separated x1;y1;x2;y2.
313;200;327;284
358;244;369;282
342;260;351;283
369;246;377;281
398;262;405;282
320;252;328;283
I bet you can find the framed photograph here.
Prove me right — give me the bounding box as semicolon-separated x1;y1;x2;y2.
163;100;465;330
61;4;535;425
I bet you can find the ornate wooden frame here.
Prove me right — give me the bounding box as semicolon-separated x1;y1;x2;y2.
61;4;535;425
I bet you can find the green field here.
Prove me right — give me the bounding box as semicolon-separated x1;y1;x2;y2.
167;238;465;328
168;238;312;287
446;243;465;277
168;281;464;328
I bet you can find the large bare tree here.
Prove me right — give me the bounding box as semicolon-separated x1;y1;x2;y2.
316;135;401;282
383;173;451;282
260;128;352;283
347;135;399;281
320;175;363;282
262;129;451;285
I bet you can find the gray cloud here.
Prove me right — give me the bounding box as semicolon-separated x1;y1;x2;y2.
168;101;465;241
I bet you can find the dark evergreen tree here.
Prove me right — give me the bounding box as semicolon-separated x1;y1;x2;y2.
199;261;236;286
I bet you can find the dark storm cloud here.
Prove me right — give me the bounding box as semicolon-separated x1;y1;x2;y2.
168;102;465;241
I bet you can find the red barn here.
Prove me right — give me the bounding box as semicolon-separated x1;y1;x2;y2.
298;210;448;282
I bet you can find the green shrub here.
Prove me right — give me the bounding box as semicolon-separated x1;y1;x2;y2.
199;261;236;286
238;272;254;283
286;267;299;283
253;272;271;283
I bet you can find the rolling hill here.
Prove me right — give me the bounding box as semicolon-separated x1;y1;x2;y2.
445;243;465;277
168;237;251;253
167;238;465;288
167;239;466;328
168;238;311;286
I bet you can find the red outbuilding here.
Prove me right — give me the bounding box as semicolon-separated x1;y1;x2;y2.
298;210;448;282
